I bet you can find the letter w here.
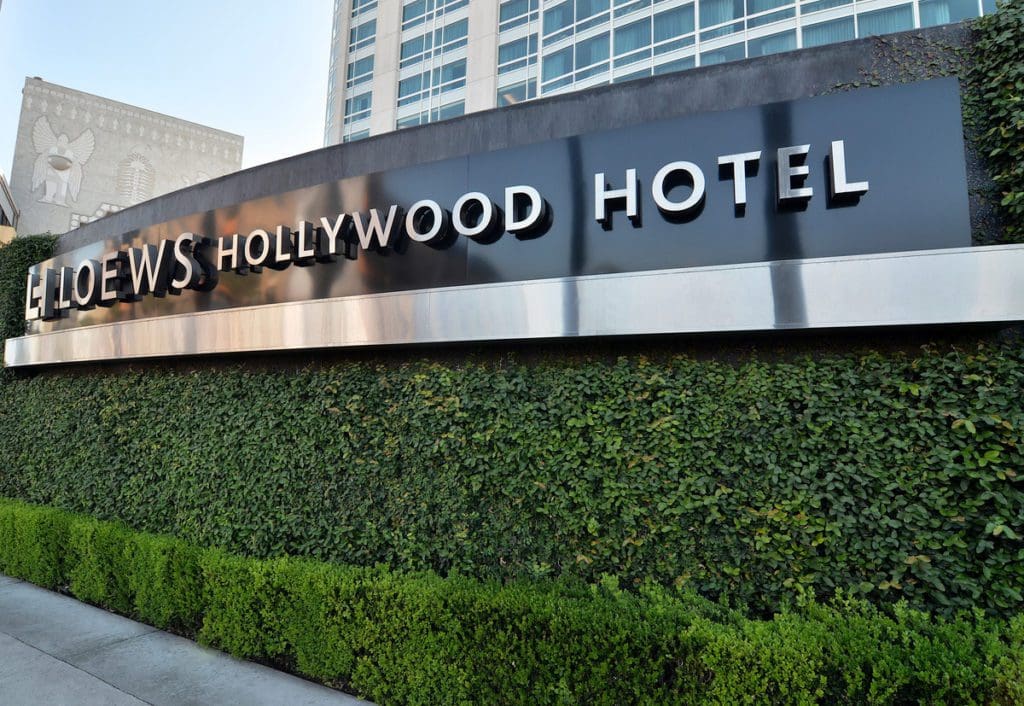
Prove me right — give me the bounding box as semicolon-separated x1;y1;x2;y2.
128;241;175;298
352;206;403;251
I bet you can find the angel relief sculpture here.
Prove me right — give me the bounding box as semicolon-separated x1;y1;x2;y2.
31;116;95;207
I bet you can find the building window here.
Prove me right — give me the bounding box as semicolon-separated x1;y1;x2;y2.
919;0;981;26
747;29;796;56
699;0;745;28
351;0;377;19
543;1;574;37
343;129;370;142
400;18;468;68
542;46;574;83
496;80;538;106
401;0;470;31
344;92;373;124
653;56;695;75
857;4;913;37
499;0;540;31
615;19;651;57
802;16;854;47
349;19;376;52
396;100;465;129
653;5;694;53
576;32;610;69
747;0;795;28
498;34;539;73
398;59;466;107
347;56;374;88
700;41;745;66
801;0;852;13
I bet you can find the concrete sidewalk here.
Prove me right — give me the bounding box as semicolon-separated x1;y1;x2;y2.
0;575;369;705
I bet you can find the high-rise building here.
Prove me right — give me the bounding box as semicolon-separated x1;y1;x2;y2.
324;0;996;145
9;78;244;237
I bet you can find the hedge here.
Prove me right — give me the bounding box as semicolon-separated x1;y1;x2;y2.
1;498;1021;705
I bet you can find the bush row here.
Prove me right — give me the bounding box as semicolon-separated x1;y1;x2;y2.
2;339;1023;616
1;497;1021;705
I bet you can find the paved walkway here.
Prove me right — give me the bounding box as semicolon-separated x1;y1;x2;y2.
0;575;370;705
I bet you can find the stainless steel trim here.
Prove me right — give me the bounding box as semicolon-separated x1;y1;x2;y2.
6;245;1024;367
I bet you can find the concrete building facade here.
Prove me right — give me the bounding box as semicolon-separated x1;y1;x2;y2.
0;170;17;244
9;78;244;237
324;0;997;145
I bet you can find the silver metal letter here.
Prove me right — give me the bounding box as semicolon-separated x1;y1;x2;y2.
294;221;317;265
319;214;352;260
829;140;869;199
777;145;813;205
217;234;249;274
594;169;638;225
453;192;500;241
353;206;403;251
504;185;547;235
270;225;294;270
24;272;40;321
652;161;706;215
170;232;201;292
717;151;762;207
99;251;128;306
405;200;450;244
73;259;101;310
57;266;73;312
243;229;271;272
128;242;174;298
38;268;58;320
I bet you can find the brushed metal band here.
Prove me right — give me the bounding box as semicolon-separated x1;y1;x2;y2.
6;245;1024;367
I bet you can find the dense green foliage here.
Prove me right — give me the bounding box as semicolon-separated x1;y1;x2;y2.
971;0;1024;240
2;342;1023;616
1;498;1021;705
0;235;56;345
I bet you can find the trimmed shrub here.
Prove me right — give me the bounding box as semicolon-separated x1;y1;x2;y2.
67;517;134;613
127;531;204;633
0;498;1021;705
0;500;70;589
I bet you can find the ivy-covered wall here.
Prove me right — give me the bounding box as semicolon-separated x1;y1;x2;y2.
1;8;1022;620
970;1;1024;241
1;338;1023;616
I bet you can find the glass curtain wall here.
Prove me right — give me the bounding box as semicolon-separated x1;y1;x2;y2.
396;0;470;129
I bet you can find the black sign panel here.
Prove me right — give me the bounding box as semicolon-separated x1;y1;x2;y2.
27;78;970;332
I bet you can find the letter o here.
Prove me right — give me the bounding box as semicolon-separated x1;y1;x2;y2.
73;259;100;308
405;200;450;244
453;192;499;240
652;161;706;214
244;228;272;268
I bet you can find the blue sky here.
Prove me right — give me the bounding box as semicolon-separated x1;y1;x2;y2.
0;0;333;176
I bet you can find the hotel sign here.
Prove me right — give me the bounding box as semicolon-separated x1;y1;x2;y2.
9;78;1006;367
24;137;876;320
